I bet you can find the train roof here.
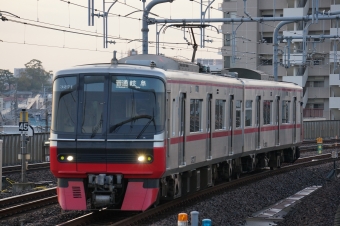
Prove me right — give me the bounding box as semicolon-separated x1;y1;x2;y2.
54;54;301;91
54;63;167;80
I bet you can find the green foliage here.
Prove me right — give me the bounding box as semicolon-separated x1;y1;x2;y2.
0;69;16;93
17;59;52;92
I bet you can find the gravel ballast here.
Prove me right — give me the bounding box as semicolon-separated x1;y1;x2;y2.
0;152;339;225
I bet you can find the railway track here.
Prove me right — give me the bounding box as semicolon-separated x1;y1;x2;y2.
2;162;50;175
55;154;338;226
0;188;57;219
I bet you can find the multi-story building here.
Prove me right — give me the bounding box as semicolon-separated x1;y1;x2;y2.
220;0;340;120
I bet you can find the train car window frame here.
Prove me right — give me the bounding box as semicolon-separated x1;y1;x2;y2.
282;100;290;123
245;100;252;127
51;75;78;134
263;100;272;125
81;75;105;135
190;99;203;132
215;99;226;130
235;100;242;128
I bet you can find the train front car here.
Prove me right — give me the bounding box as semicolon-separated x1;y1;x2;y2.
50;65;166;211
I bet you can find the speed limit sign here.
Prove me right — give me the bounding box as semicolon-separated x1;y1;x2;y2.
19;122;29;131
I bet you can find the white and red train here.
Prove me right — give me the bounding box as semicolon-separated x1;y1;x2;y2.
50;54;302;211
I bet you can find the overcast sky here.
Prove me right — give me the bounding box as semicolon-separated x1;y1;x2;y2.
0;0;223;74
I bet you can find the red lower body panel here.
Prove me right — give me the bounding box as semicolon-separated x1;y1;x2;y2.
57;180;86;210
121;182;159;211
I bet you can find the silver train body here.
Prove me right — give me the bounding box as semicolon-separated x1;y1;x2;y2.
51;54;302;210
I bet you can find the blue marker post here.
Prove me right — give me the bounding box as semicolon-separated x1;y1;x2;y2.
202;219;212;226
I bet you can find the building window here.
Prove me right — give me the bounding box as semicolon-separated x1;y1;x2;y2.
262;37;273;43
224;34;231;46
215;99;226;130
313;104;324;109
223;12;236;24
236;100;242;128
224;56;231;68
260;55;273;65
245;100;252;127
263;100;271;125
314;81;324;87
282;101;290;123
190;99;202;132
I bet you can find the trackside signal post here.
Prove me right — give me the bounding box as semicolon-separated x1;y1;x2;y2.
12;109;35;192
316;137;323;154
19;109;29;183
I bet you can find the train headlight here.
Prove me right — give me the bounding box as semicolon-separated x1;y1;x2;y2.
67;156;74;161
138;155;146;162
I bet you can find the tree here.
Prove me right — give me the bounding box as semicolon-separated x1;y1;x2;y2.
17;59;52;92
0;69;16;93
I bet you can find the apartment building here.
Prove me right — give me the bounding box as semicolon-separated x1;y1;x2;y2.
220;0;340;120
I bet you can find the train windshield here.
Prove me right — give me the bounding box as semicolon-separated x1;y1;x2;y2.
108;75;165;138
51;74;165;139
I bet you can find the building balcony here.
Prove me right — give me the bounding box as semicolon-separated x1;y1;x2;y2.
283;30;304;42
258;43;273;54
330;28;340;39
282;53;304;65
259;0;286;10
330;74;340;86
283;0;309;17
330;97;340;109
257;65;286;78
307;87;330;99
309;21;331;32
303;109;324;118
329;51;340;63
282;67;308;87
260;22;281;33
331;4;340;13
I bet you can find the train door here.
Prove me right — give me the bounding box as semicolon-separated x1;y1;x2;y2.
166;92;171;168
206;94;212;160
293;97;297;143
275;96;280;146
76;74;108;172
228;95;234;155
255;96;261;149
179;93;186;166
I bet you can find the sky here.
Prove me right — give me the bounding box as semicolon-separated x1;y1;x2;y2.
0;0;223;74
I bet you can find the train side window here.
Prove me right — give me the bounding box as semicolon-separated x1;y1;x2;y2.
282;100;290;123
190;99;202;132
263;100;272;125
245;100;252;127
235;100;242;128
215;99;226;130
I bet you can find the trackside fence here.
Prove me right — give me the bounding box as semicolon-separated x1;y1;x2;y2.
303;120;340;140
0;133;49;166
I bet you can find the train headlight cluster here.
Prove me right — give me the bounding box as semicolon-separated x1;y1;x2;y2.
58;155;75;162
137;155;153;163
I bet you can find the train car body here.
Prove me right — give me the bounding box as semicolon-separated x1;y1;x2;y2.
50;54;302;211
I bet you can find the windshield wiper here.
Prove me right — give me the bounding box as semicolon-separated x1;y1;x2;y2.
136;115;156;139
109;115;152;133
91;114;103;138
